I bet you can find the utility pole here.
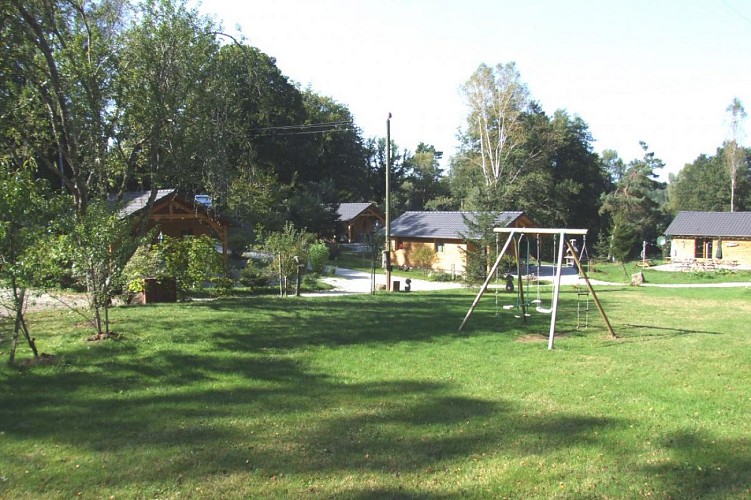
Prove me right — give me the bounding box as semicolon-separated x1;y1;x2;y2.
385;113;392;291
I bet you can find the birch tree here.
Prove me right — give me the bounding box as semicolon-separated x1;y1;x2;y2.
460;62;541;188
725;98;747;212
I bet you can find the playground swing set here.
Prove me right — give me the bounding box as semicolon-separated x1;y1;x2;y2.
459;227;616;349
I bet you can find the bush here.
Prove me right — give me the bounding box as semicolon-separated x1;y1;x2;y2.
239;258;271;290
411;245;436;270
308;241;330;275
121;244;169;293
430;272;455;282
122;235;231;297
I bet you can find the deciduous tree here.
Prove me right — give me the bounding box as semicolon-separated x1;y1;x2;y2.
725;98;747;212
460;62;546;189
0;160;55;363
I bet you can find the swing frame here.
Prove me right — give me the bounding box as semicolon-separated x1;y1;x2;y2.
458;228;616;349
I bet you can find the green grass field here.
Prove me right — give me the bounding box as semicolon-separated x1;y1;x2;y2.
1;283;750;498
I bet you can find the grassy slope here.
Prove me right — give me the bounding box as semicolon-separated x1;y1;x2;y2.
1;285;750;498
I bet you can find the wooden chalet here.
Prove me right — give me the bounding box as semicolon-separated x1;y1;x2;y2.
336;202;384;243
665;211;751;268
389;211;536;276
120;189;232;260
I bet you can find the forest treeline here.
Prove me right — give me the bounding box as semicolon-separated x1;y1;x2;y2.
2;0;749;254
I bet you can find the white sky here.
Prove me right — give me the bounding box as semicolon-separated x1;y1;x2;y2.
198;0;751;180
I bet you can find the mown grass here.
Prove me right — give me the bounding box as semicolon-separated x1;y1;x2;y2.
1;284;750;498
586;260;751;285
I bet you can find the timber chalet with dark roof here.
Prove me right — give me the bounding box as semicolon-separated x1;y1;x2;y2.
389;211;535;276
665;211;751;266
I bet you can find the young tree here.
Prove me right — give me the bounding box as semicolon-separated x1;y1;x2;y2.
0;160;56;363
461;211;503;284
63;201;143;337
263;222;315;296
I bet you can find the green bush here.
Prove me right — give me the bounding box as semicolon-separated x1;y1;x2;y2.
411;245;436;270
122;235;230;297
430;272;455;282
239;258;271;290
308;241;330;274
121;244;169;293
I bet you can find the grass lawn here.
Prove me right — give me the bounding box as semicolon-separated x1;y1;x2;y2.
586;260;751;285
1;284;750;498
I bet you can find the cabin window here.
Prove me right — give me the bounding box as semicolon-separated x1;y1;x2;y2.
435;240;445;253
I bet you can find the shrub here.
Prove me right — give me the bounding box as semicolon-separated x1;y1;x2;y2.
122;235;231;297
411;245;436;270
308;241;330;275
121;244;169;293
239;258;271;290
431;272;455;282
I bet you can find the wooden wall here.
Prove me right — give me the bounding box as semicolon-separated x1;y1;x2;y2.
392;238;467;276
670;237;751;265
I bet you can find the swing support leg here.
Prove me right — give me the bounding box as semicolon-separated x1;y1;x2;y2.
565;240;617;339
458;232;515;332
548;234;566;349
514;236;528;320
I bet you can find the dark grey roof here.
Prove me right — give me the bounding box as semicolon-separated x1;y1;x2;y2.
665;211;751;238
337;202;377;222
117;189;177;217
390;211;526;239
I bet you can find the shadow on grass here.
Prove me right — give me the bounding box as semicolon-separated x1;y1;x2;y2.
3;291;750;497
0;348;625;495
642;431;751;497
620;323;724;339
154;293;482;351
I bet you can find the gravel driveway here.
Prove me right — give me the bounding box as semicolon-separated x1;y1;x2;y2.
305;267;465;296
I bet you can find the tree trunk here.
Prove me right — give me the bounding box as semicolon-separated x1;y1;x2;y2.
8;286;37;364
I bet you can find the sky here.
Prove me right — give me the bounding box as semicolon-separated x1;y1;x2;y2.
197;0;751;180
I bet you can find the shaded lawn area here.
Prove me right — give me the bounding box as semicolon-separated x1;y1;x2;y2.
1;285;750;498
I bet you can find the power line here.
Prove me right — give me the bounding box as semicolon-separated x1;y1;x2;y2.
249;120;351;133
721;0;751;26
252;127;356;138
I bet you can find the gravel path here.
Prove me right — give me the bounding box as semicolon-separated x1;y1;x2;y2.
303;267;465;297
0;290;89;318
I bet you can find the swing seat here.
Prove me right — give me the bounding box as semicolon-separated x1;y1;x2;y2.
514;313;531;318
531;299;542;304
502;305;515;310
536;306;553;314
